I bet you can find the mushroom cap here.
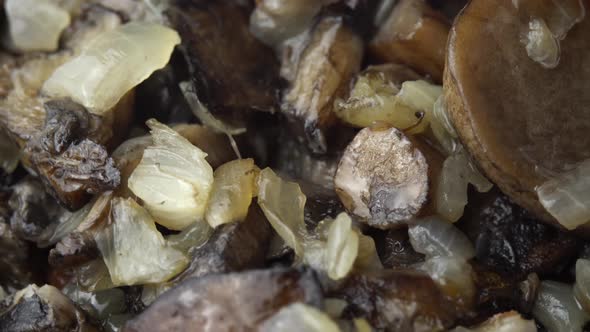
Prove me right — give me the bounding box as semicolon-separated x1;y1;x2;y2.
444;0;590;224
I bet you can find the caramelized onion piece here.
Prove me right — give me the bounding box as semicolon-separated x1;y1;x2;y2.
260;303;340;332
43;22;180;113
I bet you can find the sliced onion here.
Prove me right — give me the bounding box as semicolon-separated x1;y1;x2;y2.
396;80;443;134
38;200;94;247
355;231;384;272
5;0;70;52
436;148;493;222
205;159;260;228
452;311;537;332
260;303;340;332
524;18;560;69
419;257;475;310
74;259;116;292
536;159;590;230
257;168;307;256
128;119;214;230
62;284;126;320
533;281;590;332
325;213;359;280
431;96;459;156
95;198;188;286
43;22;180;113
574;258;590;313
408;216;475;260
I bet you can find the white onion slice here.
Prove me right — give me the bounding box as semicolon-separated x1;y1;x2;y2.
257;168;307;256
5;0;70;52
524;18;560;69
533;281;590;332
95;198;188;286
260;303;340;332
536;159;590;230
43;22;180;113
419;257;475;309
325;213;359;280
574;258;590;313
128;119;214;231
408;216;475;260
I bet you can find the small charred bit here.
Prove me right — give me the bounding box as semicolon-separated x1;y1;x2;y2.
301;182;345;231
371;228;425;269
457;188;580;279
0;284;98;332
334;126;443;229
281;15;363;154
171;204;272;281
166;0;280;115
8;177;66;243
24;99;120;210
427;0;468;20
332;270;457;331
123;267;323;332
444;0;590;225
370;0;450;82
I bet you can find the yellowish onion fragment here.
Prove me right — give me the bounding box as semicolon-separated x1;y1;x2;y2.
128;119;214;230
260;303;340;332
43;22;180;113
205;159;260;228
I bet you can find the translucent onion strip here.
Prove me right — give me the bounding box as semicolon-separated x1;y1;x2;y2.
43;22;180;113
452;311;537;332
260;303;340;332
128;119;214;231
574;258;590;313
408;216;475;260
325;213;359;280
95;198;188;286
5;0;71;52
536;159;590;230
532;281;590;332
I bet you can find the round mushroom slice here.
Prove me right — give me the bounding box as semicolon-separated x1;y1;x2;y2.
334;126;439;229
444;0;590;226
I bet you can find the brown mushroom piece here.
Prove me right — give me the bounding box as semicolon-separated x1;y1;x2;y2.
444;0;590;227
370;0;450;82
0;284;98;332
332;270;457;331
334;126;443;229
166;0;280;115
281;14;364;154
123;267;323;332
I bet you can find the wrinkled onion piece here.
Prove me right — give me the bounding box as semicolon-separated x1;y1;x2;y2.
205;159;259;228
419;257;475;310
325;213;359;280
62;284;126;320
95;198;188;286
43;22;180;113
128;119;214;230
335;77;441;134
436;149;493;222
574;258;590;313
536;160;590;230
260;303;340;332
355;231;384;272
258;168;306;256
533;281;590;332
409;216;475;260
74;259;116;292
5;0;70;52
431;96;459;156
452;311;537;332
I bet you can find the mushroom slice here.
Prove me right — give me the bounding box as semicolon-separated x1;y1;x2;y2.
444;0;590;226
334;126;442;229
370;0;450;82
123;267;323;332
333;270;456;331
281;15;363;154
0;284;98;332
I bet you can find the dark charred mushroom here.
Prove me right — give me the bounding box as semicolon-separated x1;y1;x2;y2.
166;0;280;114
333;270;457;331
370;0;450;82
281;15;363;154
444;0;590;226
334;126;443;229
123;267;323;332
0;284;98;332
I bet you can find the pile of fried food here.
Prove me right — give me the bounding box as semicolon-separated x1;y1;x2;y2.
0;0;589;331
